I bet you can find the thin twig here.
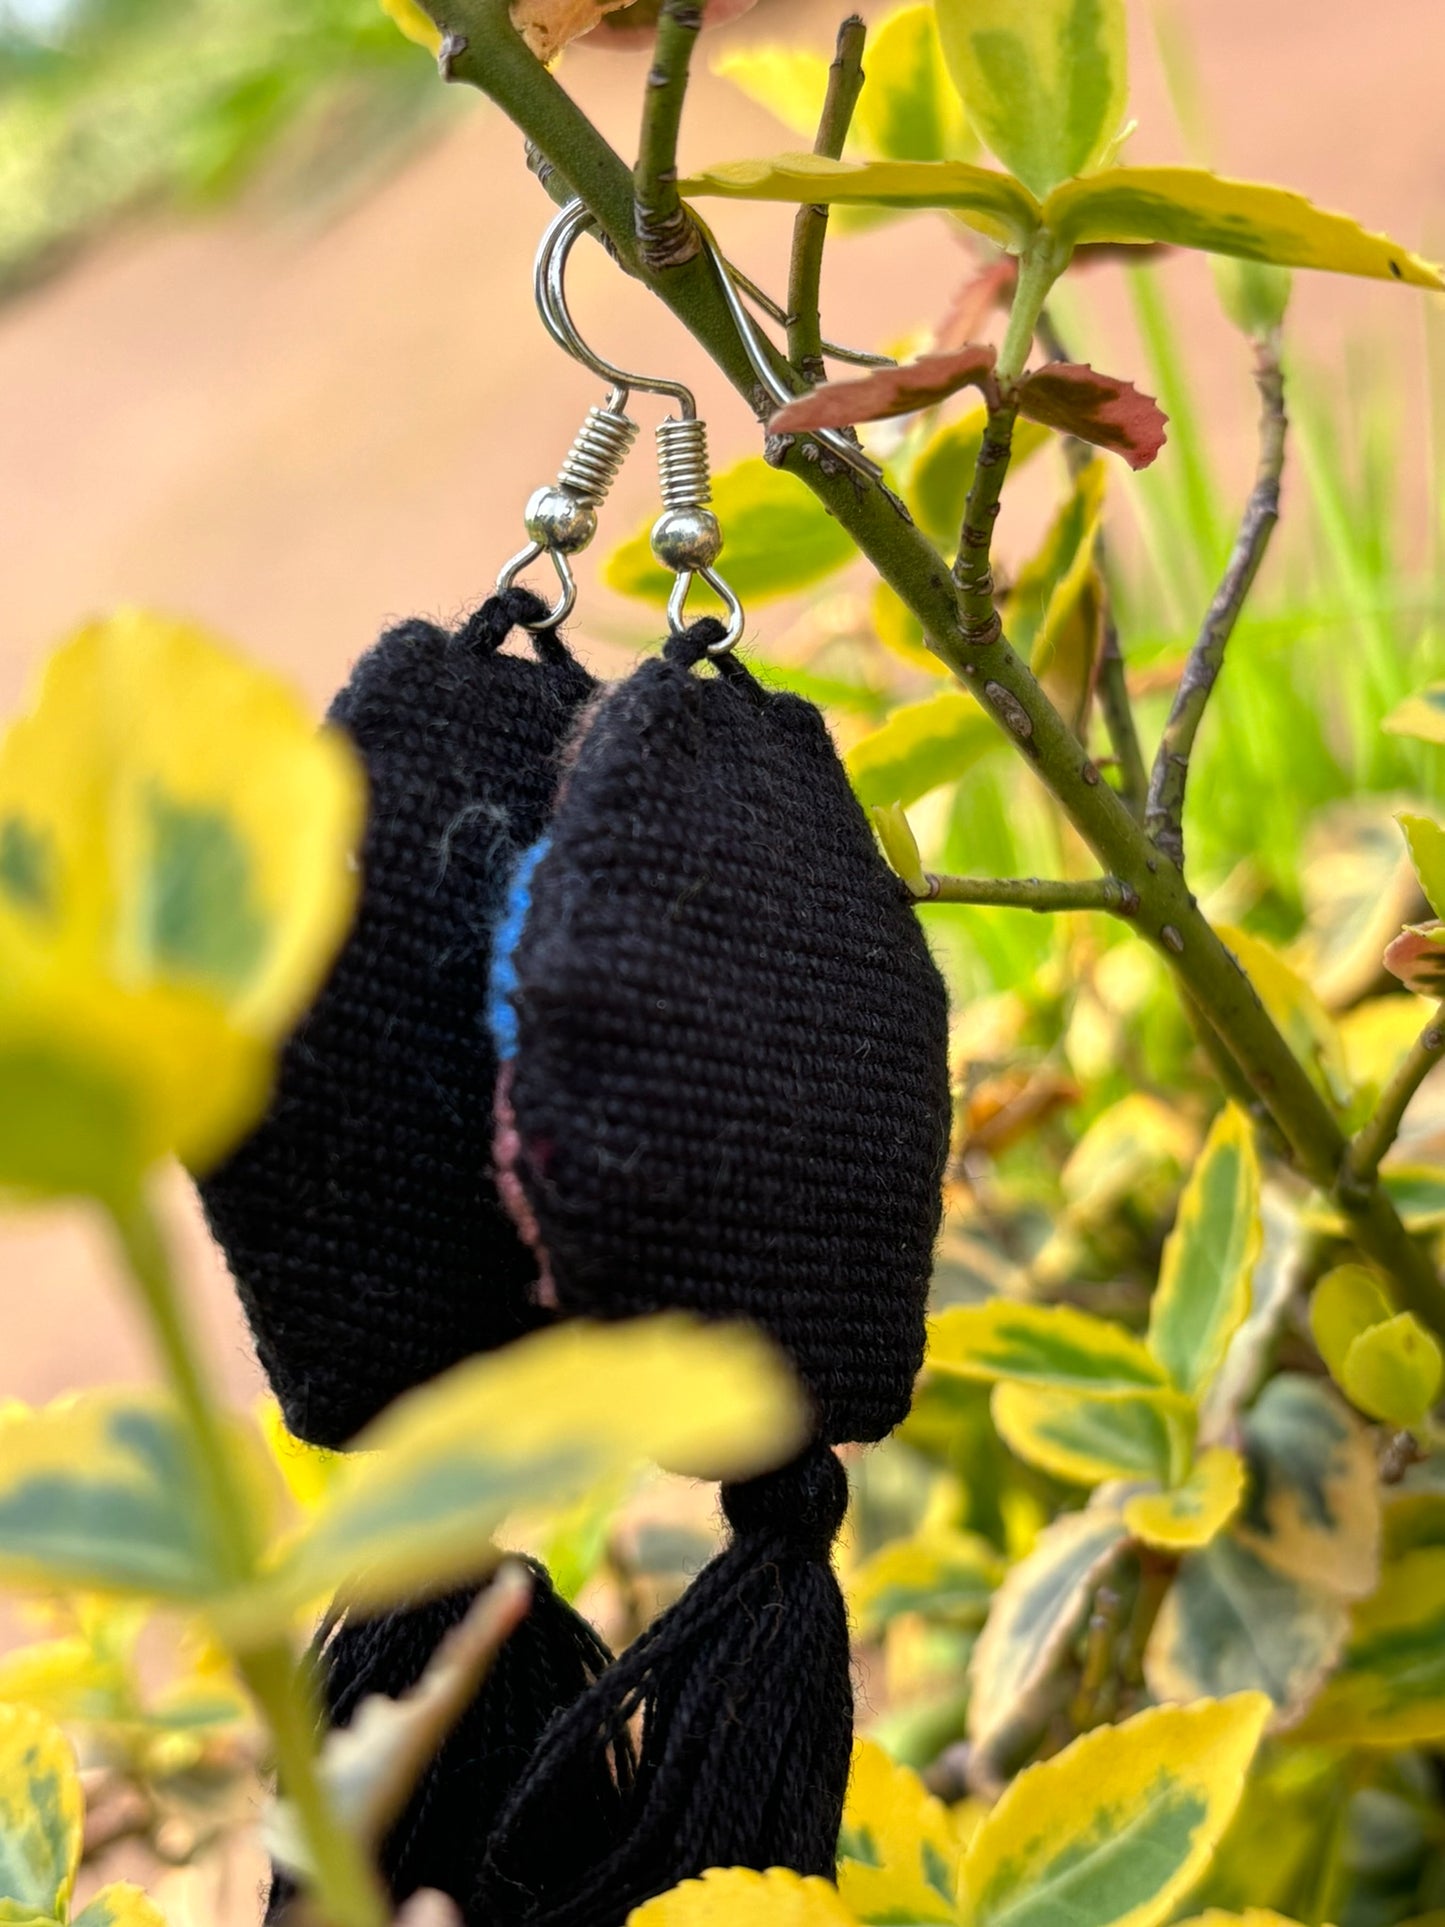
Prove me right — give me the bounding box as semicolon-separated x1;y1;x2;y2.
787;15;866;382
1341;1005;1445;1198
1037;306;1148;815
1146;335;1287;867
953;400;1017;649
634;0;704;272
919;874;1138;914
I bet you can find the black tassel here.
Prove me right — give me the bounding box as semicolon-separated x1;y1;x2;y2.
477;1445;853;1927
270;1568;635;1925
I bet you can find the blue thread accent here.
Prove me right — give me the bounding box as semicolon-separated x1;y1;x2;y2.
488;837;549;1062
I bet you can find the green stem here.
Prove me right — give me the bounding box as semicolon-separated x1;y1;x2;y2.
787;15;866;383
921;873;1138;914
995;238;1063;390
108;1193;259;1584
633;0;703;271
242;1643;387;1927
108;1194;384;1927
418;0;1445;1339
1343;1003;1445;1196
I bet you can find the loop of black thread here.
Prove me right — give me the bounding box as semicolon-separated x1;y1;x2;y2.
458;588;555;657
660;615;730;667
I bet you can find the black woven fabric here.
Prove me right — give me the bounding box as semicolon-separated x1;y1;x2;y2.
496;623;952;1447
199;591;595;1447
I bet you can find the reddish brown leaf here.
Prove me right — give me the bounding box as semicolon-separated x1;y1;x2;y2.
936;261;1017;351
769;346;998;435
1384;923;1445;996
1016;362;1168;471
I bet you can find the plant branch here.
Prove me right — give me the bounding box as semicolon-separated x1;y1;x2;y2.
787;15;866;382
421;0;1445;1336
952;399;1017;644
1342;1004;1445;1197
634;0;704;272
920;874;1138;914
1146;335;1287;867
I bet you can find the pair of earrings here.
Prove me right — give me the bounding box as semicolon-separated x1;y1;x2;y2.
199;200;952;1927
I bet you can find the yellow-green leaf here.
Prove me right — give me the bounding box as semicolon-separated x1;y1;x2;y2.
1383;683;1445;745
629;1866;856;1927
1061;1093;1196;1227
848;1528;1003;1636
1181;1913;1311;1927
839;1737;959;1926
1041;168;1444;289
1217;925;1352;1110
0;1393;279;1607
968;1506;1128;1761
603;457;855;610
845;690;998;811
1341;1313;1444;1427
869;804;928;897
0;1705;81;1921
1007;458;1107;661
1232;1374;1380;1602
0;613;363;1197
992;1382;1191;1487
853;5;973;163
959;1696;1270;1927
929;1299;1170;1395
72;1887;167;1927
1309;1264;1394;1383
710;47;830;140
377;0;442;51
1147;1106;1262;1397
1398;813;1445;920
248;1316;805;1636
935;0;1128;201
1124;1446;1246;1552
678;156;1041;249
1295;1547;1445;1747
908;408;1051;550
1384;1489;1445;1560
1146;1536;1347;1725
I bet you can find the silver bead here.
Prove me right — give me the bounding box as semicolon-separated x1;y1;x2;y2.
650;506;723;573
525;486;597;556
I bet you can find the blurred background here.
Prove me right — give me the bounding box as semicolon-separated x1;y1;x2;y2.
0;0;1441;1492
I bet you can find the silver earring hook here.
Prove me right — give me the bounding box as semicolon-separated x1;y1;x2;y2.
535;200;699;418
536;199;747;656
686;212;884;486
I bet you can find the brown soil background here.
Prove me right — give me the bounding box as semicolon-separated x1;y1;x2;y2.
0;10;1438;1902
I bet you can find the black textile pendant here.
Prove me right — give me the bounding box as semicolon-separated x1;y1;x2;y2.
200;589;595;1449
197;592;629;1924
480;620;952;1926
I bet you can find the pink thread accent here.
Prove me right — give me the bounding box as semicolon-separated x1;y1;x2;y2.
493;1062;559;1310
